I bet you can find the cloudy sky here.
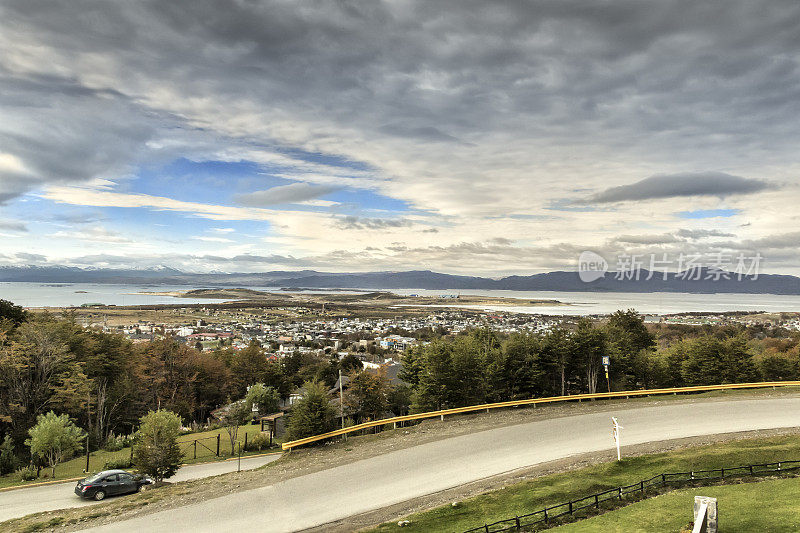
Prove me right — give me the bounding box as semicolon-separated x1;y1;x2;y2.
1;0;800;276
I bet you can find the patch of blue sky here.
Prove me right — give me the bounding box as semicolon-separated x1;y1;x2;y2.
96;206;270;242
130;158;287;204
677;209;739;219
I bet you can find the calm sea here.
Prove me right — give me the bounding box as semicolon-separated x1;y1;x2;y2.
2;282;800;316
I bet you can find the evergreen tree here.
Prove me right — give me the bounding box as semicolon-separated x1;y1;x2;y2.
287;381;336;441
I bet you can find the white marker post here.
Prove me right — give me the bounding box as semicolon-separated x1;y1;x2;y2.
612;417;623;461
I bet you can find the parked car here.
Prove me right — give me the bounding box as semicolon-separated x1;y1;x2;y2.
74;469;153;500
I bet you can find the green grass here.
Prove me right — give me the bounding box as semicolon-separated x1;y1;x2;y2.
371;434;800;533
553;477;800;532
0;422;278;489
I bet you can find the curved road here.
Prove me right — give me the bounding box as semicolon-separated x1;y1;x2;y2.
75;397;800;533
0;453;281;523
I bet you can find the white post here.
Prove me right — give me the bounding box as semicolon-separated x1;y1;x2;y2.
693;496;717;532
612;417;623;461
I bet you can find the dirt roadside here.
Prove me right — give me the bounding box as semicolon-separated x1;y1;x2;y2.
7;388;800;532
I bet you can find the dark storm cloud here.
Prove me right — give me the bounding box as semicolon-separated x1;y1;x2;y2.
0;219;27;232
15;252;46;262
584;173;774;204
235;183;339;206
613;233;683;245
677;229;736;239
739;231;800;250
336;216;413;230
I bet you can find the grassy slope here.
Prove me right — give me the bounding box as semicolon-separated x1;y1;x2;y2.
553;477;800;532
0;423;276;489
371;435;800;532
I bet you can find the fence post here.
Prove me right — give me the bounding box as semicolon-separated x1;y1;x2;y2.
618;487;622;500
244;432;248;451
216;434;220;456
661;473;666;484
543;508;548;523
778;462;782;471
720;467;724;479
515;516;520;529
595;494;599;508
484;524;489;533
749;464;753;475
193;439;197;460
640;480;644;493
568;501;573;515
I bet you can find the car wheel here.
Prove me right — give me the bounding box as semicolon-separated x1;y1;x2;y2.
94;490;106;501
134;484;141;493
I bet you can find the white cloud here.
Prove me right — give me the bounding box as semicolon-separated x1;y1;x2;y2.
3;1;800;274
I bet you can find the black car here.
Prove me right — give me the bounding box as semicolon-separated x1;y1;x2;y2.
75;469;153;500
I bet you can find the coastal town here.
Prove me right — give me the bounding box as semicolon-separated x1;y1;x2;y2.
67;300;800;370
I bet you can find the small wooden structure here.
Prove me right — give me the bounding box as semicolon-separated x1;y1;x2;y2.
259;412;285;447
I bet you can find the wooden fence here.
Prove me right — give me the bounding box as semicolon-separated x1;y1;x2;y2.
463;460;800;532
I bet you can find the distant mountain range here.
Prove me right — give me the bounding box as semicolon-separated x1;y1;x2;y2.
2;265;800;294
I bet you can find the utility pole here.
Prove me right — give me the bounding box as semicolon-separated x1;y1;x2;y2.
85;391;91;473
339;368;346;438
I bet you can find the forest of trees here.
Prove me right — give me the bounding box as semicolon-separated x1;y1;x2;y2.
3;298;800;463
399;310;800;411
0;300;405;464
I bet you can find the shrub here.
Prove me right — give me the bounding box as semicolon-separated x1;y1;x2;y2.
103;457;131;470
18;465;37;481
103;434;129;452
248;433;272;451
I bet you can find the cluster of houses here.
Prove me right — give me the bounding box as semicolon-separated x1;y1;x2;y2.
86;309;562;360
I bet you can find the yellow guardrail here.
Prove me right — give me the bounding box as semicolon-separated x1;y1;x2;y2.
282;381;800;450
